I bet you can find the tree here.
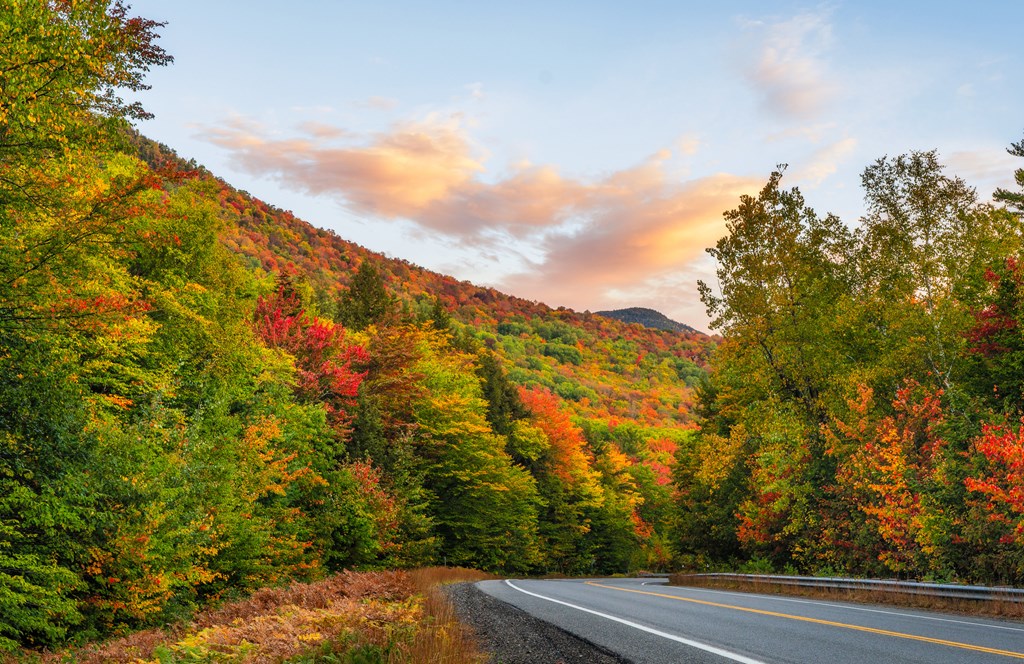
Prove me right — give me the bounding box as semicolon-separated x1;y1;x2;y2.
964;422;1024;579
995;136;1024;217
698;168;854;426
857;151;1024;401
0;1;171;199
476;349;527;439
413;332;541;572
826;382;952;575
337;261;396;331
965;258;1024;412
519;387;606;573
691;169;854;565
255;284;368;438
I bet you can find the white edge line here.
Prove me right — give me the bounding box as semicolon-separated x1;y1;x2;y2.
504;580;767;664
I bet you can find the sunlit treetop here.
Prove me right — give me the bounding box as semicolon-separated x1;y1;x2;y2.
0;0;172;160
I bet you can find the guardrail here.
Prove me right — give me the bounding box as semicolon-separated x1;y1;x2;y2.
674;573;1024;603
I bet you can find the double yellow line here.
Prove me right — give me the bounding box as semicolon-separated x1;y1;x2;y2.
584;581;1024;659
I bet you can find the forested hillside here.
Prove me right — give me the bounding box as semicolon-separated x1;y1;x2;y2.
136;134;713;427
0;2;697;651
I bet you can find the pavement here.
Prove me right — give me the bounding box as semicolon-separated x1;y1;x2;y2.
474;577;1024;663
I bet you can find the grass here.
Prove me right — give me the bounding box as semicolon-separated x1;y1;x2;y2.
17;567;495;664
669;572;1024;621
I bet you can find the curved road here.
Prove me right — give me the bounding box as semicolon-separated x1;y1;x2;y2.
477;578;1024;663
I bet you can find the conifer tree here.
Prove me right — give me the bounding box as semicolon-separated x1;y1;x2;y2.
337;261;396;330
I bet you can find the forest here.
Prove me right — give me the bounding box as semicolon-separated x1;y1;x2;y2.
2;0;1024;655
678;146;1024;583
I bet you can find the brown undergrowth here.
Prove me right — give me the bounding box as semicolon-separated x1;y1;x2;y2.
669;573;1024;621
22;568;495;664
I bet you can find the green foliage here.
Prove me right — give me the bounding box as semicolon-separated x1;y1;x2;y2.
680;145;1024;582
0;0;171;164
476;350;527;436
542;342;583;365
40;3;1024;655
995;136;1024;217
412;331;542;573
0;2;686;653
337;261;396;331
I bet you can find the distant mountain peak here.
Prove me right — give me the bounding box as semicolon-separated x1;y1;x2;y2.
594;307;699;334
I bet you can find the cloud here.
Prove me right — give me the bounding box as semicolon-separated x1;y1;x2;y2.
498;170;762;312
201;114;484;218
740;11;838;120
676;133;702;156
354;96;399;110
201;115;761;323
793;136;857;185
297;120;350;140
945;148;1021;197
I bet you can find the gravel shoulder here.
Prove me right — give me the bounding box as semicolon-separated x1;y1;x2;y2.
445;581;631;664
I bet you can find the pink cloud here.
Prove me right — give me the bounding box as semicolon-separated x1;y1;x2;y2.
201;116;762;323
202;115;483;218
354;96;399;110
499;171;762;308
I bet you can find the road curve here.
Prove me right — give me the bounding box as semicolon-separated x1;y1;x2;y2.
476;577;1024;663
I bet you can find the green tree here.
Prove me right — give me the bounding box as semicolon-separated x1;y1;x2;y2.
412;331;541;573
698;168;854;426
0;0;170;214
476;350;527;438
337;261;396;331
855;150;997;394
995;136;1024;217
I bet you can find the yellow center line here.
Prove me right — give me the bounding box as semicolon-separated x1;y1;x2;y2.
584;581;1024;660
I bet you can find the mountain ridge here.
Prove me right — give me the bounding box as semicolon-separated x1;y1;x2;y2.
595;307;700;334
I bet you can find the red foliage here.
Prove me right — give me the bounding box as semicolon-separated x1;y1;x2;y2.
829;381;947;571
967;258;1022;356
965;421;1024;544
255;287;368;434
519;386;593;484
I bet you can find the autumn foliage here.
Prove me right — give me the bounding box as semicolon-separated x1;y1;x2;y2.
677;148;1024;583
7;1;1024;657
42;569;486;664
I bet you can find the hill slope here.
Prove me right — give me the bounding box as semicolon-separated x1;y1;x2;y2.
595;307;700;334
136;139;713;427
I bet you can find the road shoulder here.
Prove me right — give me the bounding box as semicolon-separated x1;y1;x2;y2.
445;581;631;664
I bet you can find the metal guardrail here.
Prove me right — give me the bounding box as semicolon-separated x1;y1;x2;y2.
676;573;1024;603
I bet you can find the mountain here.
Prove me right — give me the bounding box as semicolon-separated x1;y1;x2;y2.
595;307;700;334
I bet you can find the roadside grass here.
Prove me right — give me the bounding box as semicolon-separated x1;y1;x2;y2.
17;568;494;663
669;573;1024;621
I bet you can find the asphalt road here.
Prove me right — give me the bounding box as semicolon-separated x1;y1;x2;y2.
477;577;1024;663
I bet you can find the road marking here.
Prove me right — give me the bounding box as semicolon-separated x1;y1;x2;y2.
665;582;1024;633
586;581;1024;659
504;580;767;664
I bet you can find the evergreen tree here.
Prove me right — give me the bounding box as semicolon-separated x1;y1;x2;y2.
995;136;1024;217
337;261;396;331
476;350;528;438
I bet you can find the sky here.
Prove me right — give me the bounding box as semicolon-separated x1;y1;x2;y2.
127;1;1023;331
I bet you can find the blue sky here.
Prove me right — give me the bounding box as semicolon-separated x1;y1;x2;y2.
128;1;1023;329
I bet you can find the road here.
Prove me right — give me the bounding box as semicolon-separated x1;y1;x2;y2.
477;577;1024;663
